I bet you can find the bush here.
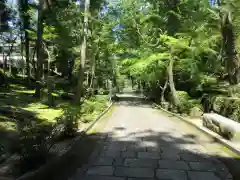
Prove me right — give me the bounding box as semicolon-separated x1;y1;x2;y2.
228;84;240;97
176;91;201;114
0;69;7;86
97;88;109;95
213;96;240;123
56;95;108;134
200;75;218;87
81;95;108;123
12;122;53;174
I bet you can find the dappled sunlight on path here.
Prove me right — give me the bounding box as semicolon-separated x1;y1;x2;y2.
70;97;239;180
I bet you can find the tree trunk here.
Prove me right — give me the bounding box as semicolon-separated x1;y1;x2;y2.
35;0;44;98
89;56;95;90
32;46;36;77
20;0;30;84
160;76;168;104
3;51;7;73
75;0;90;103
221;12;240;84
3;37;17;73
168;54;180;108
25;25;30;84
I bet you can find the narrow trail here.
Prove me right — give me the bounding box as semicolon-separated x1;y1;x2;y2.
73;96;237;180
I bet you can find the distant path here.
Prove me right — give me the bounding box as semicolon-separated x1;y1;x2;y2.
74;95;234;180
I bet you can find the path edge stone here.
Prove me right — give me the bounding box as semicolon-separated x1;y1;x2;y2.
153;103;240;156
16;102;114;180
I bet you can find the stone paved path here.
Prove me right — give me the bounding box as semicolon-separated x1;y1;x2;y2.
77;100;233;180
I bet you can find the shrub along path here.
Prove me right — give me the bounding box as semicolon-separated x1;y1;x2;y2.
71;97;240;180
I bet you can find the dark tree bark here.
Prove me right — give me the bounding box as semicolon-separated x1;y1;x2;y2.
221;12;240;84
75;0;90;104
19;0;30;84
35;0;44;98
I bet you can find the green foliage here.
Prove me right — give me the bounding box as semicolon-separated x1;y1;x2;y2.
213;96;240;123
0;69;7;86
81;95;108;123
56;95;108;137
176;91;201;114
200;75;218;87
13;121;53;174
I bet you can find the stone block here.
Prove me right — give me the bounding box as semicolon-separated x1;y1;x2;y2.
121;151;136;158
138;152;160;159
84;176;124;180
189;162;216;171
114;167;154;178
156;169;187;180
202;113;240;141
188;171;221;180
94;157;113;166
87;166;114;176
159;160;189;170
124;158;158;168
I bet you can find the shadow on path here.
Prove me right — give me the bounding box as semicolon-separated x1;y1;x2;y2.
15;97;240;180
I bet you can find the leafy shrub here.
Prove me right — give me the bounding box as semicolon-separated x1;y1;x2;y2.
81;100;96;114
97;88;109;95
12;122;53;174
200;75;218;87
55;105;80;138
81;95;108;123
228;84;240;97
56;95;108;134
213;96;240;123
0;69;6;86
177;91;201;114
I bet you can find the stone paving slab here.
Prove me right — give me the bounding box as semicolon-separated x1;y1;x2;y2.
188;171;221;180
121;151;136;158
124;158;158;168
158;160;189;170
74;100;233;180
189;162;217;171
84;176;124;180
87;166;114;176
93;157;114;166
138;152;161;159
180;153;207;162
114;167;154;178
161;153;180;160
156;169;187;180
113;158;124;166
146;146;162;152
102;150;121;157
128;178;156;180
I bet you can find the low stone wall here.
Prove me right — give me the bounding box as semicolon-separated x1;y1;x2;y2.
202;113;240;141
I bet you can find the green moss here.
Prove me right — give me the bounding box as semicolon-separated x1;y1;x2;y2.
213;96;240;123
176;91;201;114
220;146;240;159
0;115;16;131
23;103;64;123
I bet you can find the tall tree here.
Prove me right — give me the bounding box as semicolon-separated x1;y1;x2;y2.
0;0;10;32
35;0;44;97
75;0;91;103
19;0;31;84
219;0;240;84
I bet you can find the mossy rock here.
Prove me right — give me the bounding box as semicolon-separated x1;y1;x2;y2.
228;84;240;97
176;91;201;114
212;96;240;123
190;107;203;118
